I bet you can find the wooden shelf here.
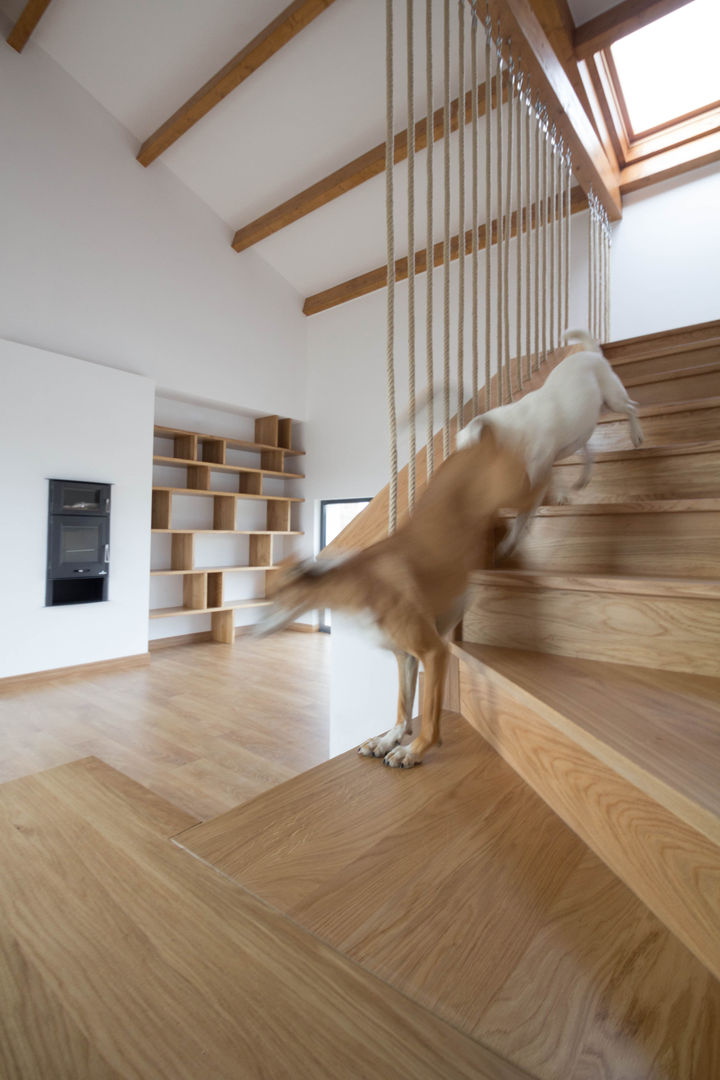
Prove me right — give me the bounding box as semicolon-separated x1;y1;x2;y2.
153;486;303;503
153;455;304;480
150;599;272;619
151;566;275;575
152;529;302;536
154;424;305;456
150;414;303;644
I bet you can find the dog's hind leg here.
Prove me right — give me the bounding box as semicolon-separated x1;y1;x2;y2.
358;651;418;759
384;638;448;769
599;366;644;448
574;444;594;489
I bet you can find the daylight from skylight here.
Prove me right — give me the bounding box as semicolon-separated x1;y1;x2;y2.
610;0;720;134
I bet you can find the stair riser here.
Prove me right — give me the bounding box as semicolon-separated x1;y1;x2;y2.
611;343;720;379
592;404;720;450
463;585;720;676
624;368;720;407
554;450;720;502
501;510;720;578
457;661;720;983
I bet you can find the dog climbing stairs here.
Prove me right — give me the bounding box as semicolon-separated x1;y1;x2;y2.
175;711;720;1079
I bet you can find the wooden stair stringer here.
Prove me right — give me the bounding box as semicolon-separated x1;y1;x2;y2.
453;642;720;983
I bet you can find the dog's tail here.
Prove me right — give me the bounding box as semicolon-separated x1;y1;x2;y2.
252;556;347;637
563;328;602;354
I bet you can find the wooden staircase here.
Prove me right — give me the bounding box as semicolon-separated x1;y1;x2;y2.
3;320;718;1078
173;318;720;1078
447;318;720;1028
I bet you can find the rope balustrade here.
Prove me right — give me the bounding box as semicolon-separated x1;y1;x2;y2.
383;0;600;531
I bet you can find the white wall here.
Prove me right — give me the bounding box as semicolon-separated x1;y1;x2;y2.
0;24;307;420
610;163;720;341
0;339;154;678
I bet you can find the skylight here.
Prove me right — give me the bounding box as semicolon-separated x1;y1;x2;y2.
610;0;720;135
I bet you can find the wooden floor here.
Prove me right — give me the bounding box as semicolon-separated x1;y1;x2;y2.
177;712;720;1080
0;755;528;1080
0;632;331;819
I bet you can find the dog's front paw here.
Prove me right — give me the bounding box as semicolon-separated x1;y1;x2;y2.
359;730;401;759
383;745;421;769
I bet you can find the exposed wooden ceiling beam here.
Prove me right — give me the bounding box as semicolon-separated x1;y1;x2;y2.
574;0;694;60
137;0;336;167
6;0;53;53
303;186;588;317
486;0;622;221
232;76;506;253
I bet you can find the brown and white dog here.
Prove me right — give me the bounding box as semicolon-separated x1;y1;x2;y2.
254;426;533;768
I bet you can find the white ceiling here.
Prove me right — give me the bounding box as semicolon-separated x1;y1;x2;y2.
2;0;612;302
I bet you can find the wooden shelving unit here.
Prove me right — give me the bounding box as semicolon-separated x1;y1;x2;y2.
150;415;304;644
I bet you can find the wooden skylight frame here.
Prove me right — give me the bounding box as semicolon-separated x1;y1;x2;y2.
576;0;720;194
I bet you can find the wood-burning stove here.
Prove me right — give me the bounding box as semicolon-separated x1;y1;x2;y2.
46;479;111;606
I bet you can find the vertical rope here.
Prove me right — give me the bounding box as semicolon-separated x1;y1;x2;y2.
442;0;451;460
541;113;548;366
559;150;565;334
515;74;523;393
503;58;513;401
533;100;540;371
525;91;532;381
385;0;397;534
425;0;434;480
552;131;557;352
406;0;416;511
587;194;593;339
605;216;611;341
471;11;479;418
496;38;504;405
484;20;492;409
457;0;466;430
565;149;571;336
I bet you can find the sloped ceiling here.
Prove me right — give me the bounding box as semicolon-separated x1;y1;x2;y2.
1;0;615;300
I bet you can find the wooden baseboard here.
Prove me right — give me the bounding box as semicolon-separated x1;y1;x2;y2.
287;622;319;633
149;631;214;650
0;653;150;691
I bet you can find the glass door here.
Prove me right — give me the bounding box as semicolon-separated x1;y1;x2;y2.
319;499;370;631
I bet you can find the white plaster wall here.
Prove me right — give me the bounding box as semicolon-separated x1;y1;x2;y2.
0;339;154;678
610;163;720;341
0;26;307;419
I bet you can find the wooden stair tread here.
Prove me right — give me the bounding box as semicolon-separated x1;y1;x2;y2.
602;318;720;357
598;395;720;421
0;757;513;1080
501;496;720;516
622;359;720;388
608;336;720;368
153;485;303;502
176;718;720;1080
561;440;720;463
469;569;720;599
154;423;305;456
453;643;720;846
